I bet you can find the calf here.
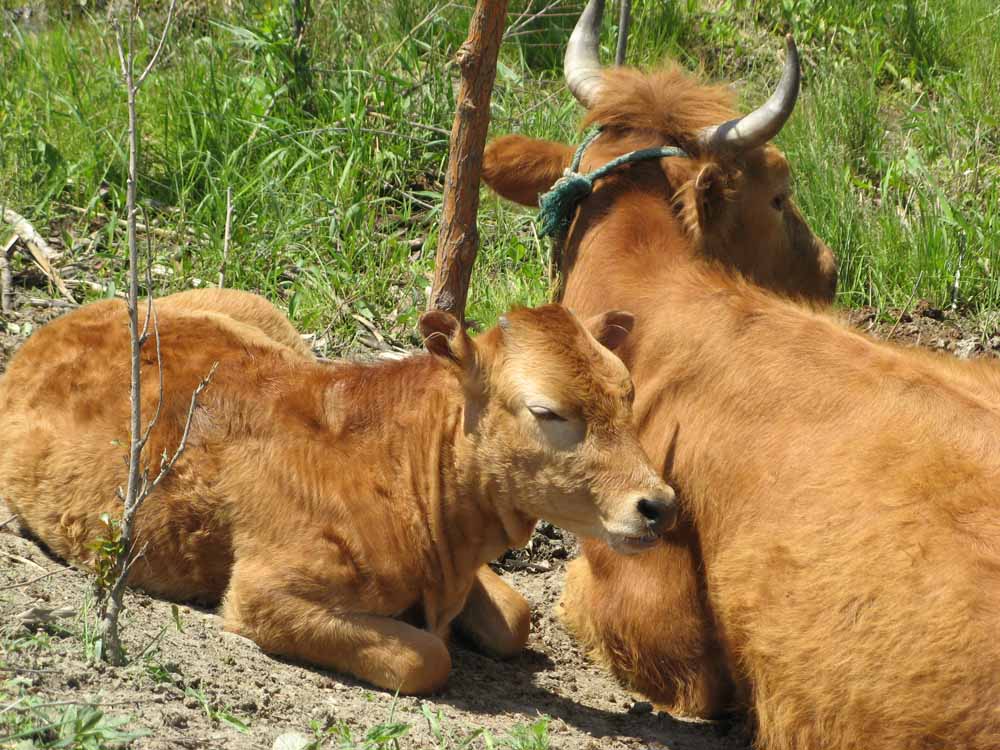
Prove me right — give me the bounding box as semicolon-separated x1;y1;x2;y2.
0;289;675;694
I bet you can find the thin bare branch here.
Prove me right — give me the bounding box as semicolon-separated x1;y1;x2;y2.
121;540;149;578
218;187;233;288
113;19;128;80
0;550;47;572
504;0;564;40
136;0;178;87
0;515;16;530
381;2;454;68
889;270;925;339
0;569;71;592
137;301;164;450
142;362;218;502
138;204;155;342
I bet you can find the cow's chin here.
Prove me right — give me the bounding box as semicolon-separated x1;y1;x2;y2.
606;530;661;555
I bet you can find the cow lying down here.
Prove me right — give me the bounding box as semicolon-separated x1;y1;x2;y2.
0;288;676;694
558;263;1000;749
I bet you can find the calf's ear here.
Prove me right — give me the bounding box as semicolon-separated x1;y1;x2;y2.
483;135;575;207
584;310;635;352
419;310;477;370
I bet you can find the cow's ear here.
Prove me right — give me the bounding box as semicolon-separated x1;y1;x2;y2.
419;310;477;371
584;310;635;352
674;161;735;240
483;135;575;207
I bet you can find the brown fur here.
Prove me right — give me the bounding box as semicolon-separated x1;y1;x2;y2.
0;289;676;694
482;56;838;719
482;64;838;304
566;263;1000;749
483;56;999;747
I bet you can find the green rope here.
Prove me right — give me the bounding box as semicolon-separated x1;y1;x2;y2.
536;129;689;238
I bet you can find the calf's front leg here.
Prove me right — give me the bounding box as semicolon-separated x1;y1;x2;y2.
222;559;451;695
454;566;530;658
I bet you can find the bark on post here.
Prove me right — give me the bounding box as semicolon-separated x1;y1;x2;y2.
428;0;509;323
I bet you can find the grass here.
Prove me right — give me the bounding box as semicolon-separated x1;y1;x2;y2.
0;635;146;749
0;681;146;750
0;0;998;341
300;702;550;750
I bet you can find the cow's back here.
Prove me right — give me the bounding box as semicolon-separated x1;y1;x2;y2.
681;316;1000;750
0;291;310;602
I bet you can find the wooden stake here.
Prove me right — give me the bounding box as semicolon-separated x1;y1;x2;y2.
428;0;509;322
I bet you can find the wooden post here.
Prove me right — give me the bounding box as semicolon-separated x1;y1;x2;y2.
428;0;509;323
615;0;631;66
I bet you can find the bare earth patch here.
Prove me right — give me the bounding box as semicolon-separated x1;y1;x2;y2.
0;511;746;749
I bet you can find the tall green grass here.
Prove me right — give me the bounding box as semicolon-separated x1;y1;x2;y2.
0;0;998;348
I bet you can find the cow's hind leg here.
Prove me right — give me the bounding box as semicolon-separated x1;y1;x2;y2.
222;562;451;694
454;566;530;658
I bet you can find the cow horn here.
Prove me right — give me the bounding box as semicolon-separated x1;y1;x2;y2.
565;0;605;108
697;35;801;153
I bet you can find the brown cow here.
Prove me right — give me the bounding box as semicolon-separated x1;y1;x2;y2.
563;262;1000;750
0;288;677;694
482;0;837;715
483;3;1000;748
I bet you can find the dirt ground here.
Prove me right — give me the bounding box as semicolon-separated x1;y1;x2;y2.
3;290;999;750
0;511;747;750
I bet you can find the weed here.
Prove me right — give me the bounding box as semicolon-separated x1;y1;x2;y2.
0;677;146;749
183;685;251;734
300;702;551;750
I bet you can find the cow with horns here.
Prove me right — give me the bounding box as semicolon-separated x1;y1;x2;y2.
483;1;1000;749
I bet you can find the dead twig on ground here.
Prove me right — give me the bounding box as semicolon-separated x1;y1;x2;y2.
889;270;925;339
0;208;74;308
25;298;78;309
0;515;16;530
0;550;47;572
0;569;71;592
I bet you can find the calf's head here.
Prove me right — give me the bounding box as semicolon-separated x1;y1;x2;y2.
482;0;837;304
419;305;675;553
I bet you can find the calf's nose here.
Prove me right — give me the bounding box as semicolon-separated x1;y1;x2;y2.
636;494;677;533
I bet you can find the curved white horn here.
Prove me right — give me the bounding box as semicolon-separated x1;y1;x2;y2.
565;0;605;108
697;35;801;153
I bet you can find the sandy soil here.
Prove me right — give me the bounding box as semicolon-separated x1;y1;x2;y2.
0;511;747;750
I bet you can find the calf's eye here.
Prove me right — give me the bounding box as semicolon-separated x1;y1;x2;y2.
528;405;566;422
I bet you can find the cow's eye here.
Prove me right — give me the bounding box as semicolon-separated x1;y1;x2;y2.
528;405;566;422
771;193;786;211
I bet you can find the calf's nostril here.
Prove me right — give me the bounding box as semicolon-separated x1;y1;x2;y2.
637;497;671;525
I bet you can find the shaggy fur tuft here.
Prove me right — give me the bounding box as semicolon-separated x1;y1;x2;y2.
582;65;738;157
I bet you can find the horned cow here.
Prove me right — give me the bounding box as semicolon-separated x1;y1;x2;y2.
482;0;837;720
0;288;677;694
484;1;1000;747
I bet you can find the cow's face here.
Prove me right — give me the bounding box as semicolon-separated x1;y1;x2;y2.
482;130;837;305
670;142;839;303
419;306;676;553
